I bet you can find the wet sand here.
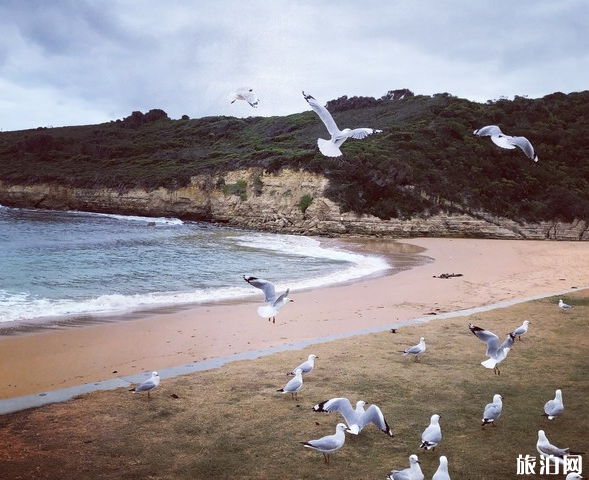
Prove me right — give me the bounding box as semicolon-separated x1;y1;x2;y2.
1;237;588;400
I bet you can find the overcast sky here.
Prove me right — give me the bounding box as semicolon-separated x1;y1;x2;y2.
1;0;588;131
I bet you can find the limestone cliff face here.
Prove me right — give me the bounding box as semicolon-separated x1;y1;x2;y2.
0;169;587;240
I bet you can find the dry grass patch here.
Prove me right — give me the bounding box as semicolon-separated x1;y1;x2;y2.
0;292;588;479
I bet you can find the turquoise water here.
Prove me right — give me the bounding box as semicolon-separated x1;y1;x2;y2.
0;206;389;324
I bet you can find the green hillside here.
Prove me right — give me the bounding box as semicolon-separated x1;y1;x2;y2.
1;89;588;223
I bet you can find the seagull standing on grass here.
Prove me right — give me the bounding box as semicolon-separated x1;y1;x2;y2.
469;324;515;375
243;275;293;323
387;454;424;480
287;354;317;376
302;91;382;157
510;320;530;341
312;397;394;436
473;125;538;162
481;394;503;427
420;414;442;451
230;87;259;108
432;455;452;480
300;423;347;464
543;389;564;420
129;371;160;399
536;430;586;467
401;337;426;362
559;298;573;313
277;368;303;400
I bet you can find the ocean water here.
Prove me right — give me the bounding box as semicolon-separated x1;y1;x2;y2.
0;206;390;324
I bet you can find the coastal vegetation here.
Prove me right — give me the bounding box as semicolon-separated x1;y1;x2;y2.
1;90;588;223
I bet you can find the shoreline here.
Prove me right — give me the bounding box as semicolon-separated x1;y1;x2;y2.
1;237;589;400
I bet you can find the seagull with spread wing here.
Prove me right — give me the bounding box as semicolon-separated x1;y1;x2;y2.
469;323;515;375
243;275;293;323
474;125;538;162
230;87;259;108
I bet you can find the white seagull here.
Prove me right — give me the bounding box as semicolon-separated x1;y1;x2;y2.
565;474;585;480
129;371;160;399
510;320;530;341
302;91;382;157
420;414;442;451
230;87;259;108
243;275;293;323
481;394;503;427
432;455;452;480
469;324;515;375
401;337;426;362
277;368;303;400
300;423;347;464
474;125;538;162
543;389;564;420
387;454;424;480
313;397;394;437
287;354;317;376
536;429;586;467
559;298;573;313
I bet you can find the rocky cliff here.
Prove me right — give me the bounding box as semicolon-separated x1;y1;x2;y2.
0;169;587;240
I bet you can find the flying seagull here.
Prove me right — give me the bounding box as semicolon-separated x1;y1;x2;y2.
313;397;394;436
302;91;382;157
469;323;515;375
536;430;585;468
129;371;160;399
559;298;573;313
543;389;564;420
300;423;347;464
481;394;503;427
400;337;426;362
230;87;259;108
243;275;293;323
509;320;530;341
277;368;303;400
474;125;538;162
387;454;424;480
287;354;317;376
420;414;442;451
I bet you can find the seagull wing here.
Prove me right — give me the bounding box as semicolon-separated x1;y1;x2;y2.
491;134;517;149
273;288;290;307
313;397;357;426
474;125;504;137
469;325;500;356
483;402;501;421
538;439;569;458
303;91;340;137
358;404;394;436
243;275;277;303
508;136;538;161
347;128;382;140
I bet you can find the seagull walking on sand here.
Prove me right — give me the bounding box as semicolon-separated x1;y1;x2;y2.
510;320;530;341
129;371;160;399
243;275;293;323
481;394;503;427
543;389;564;420
432;455;452;480
474;125;538;162
302;91;382;157
536;429;586;467
420;414;442;451
230;87;259;108
469;324;515;375
559;298;573;313
387;454;424;480
287;354;317;376
277;368;303;400
300;423;347;464
401;337;426;362
313;397;394;436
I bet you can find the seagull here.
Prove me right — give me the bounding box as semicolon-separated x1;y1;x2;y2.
420;414;442;451
243;275;293;323
300;423;347;464
400;337;426;362
481;394;503;427
543;389;564;420
469;324;515;375
474;125;538;162
313;397;394;436
432;455;451;480
565;474;585;480
287;354;317;376
230;87;259;108
387;454;424;480
277;368;303;400
510;320;530;341
129;371;160;399
536;429;586;467
302;91;382;157
559;298;573;313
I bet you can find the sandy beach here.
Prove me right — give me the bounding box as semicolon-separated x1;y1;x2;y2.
1;237;588;400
